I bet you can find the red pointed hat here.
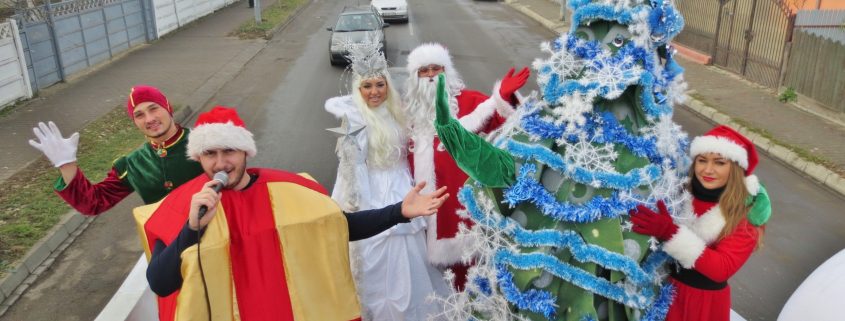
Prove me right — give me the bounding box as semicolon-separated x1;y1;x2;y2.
186;106;256;160
127;85;172;118
690;125;761;194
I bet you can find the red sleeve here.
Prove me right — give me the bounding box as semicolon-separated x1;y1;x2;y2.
693;220;761;282
55;167;133;216
484;111;507;134
457;90;509;134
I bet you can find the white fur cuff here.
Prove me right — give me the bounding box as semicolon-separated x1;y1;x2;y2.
491;81;516;119
458;96;497;133
662;225;706;269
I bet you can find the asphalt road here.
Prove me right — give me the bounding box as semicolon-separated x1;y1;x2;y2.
3;0;844;320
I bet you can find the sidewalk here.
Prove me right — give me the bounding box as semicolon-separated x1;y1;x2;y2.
0;0;277;185
507;0;845;196
0;0;301;314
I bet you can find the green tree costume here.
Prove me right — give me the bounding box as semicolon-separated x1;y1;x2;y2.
430;1;770;320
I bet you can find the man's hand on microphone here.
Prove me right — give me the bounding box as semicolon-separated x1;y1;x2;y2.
189;180;222;231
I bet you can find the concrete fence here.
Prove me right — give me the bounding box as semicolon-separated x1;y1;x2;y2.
152;0;238;37
13;0;152;91
0;0;239;106
0;19;33;110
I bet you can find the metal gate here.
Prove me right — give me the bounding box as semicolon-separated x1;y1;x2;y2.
712;0;794;88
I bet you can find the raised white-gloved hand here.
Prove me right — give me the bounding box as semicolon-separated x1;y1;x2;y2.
28;121;79;167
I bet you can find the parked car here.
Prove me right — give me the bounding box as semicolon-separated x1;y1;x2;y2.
778;248;845;321
327;6;389;66
371;0;409;23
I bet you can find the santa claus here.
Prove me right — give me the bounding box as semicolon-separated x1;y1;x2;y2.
403;43;528;288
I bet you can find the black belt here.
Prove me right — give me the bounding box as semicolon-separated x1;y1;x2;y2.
671;267;728;290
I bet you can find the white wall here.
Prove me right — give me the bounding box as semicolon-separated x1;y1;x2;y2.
153;0;239;37
0;20;33;109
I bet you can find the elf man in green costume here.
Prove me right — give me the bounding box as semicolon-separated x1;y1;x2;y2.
28;85;204;214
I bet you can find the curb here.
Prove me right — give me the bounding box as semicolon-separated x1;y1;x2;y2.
265;0;314;40
181;0;315;122
505;0;568;34
504;0;845;198
0;0;316;316
0;212;94;316
0;107;194;318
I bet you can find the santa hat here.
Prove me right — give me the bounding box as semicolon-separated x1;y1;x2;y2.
187;106;257;161
127;85;172;118
690;125;760;195
406;43;455;76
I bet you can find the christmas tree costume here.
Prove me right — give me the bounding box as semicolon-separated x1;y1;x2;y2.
429;1;770;320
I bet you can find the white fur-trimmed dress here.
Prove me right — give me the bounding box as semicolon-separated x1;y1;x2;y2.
325;96;449;321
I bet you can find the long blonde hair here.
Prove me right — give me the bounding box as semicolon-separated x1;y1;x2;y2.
351;73;407;168
688;161;764;248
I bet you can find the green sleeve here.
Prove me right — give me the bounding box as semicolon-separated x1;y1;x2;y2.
54;175;68;191
433;74;516;188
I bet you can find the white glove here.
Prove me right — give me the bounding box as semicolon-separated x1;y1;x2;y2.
28;121;79;167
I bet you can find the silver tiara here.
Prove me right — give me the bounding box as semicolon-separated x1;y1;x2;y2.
342;31;389;79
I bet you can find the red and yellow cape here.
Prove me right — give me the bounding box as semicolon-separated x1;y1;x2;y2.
134;168;361;321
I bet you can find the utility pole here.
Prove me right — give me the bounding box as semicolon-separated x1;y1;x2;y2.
254;0;261;24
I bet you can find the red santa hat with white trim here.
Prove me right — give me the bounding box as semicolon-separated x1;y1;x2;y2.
187;106;257;161
406;43;456;77
689;125;760;195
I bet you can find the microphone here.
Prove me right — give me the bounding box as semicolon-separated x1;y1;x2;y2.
198;171;228;220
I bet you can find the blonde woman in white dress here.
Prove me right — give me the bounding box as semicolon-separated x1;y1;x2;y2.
325;34;449;321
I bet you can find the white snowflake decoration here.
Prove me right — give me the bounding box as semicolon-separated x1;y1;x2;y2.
551;91;596;129
579;54;644;99
547;46;584;80
641;114;687;161
563;139;619;174
429;188;529;321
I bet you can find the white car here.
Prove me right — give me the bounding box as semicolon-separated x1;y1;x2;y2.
371;0;408;22
778;248;845;320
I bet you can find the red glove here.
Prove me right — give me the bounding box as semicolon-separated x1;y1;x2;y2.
629;200;678;241
499;67;530;102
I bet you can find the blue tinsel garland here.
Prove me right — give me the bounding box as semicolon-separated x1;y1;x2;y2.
495;250;654;309
641;283;676;321
495;265;557;318
460;185;653;286
503;165;640;223
521;111;665;164
506;141;662;190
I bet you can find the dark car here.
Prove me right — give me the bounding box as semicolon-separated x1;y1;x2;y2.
327;6;390;66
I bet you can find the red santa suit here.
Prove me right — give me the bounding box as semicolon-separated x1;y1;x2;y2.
662;195;761;321
647;125;770;321
405;43;525;288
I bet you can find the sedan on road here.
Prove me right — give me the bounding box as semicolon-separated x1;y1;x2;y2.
327;6;389;66
372;0;409;22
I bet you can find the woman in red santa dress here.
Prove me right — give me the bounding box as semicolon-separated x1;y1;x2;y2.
631;125;772;321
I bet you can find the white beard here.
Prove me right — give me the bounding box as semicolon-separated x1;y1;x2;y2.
404;77;459;193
